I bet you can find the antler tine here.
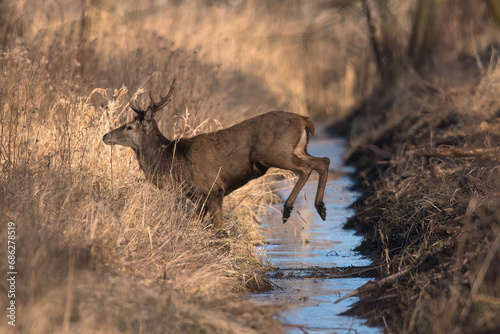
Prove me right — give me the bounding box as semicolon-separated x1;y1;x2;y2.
129;99;145;116
149;79;176;114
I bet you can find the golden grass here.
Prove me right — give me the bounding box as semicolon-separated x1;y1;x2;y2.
0;3;312;331
0;69;283;333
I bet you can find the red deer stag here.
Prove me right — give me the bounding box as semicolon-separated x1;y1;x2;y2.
103;79;330;228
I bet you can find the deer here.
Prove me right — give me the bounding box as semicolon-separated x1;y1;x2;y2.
102;79;330;229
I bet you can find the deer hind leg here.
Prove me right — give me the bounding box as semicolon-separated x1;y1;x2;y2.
284;130;330;222
311;155;330;220
282;157;314;223
286;154;330;222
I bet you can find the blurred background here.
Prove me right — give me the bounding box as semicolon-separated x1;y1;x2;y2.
1;0;499;124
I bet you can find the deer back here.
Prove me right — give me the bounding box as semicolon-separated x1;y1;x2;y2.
177;111;313;196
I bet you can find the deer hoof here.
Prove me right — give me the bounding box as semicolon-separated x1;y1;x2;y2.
214;229;229;238
282;204;293;223
315;202;326;221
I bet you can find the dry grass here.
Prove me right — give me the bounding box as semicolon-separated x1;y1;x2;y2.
0;49;283;332
0;1;326;332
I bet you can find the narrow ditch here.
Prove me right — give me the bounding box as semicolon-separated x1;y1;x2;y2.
251;130;382;333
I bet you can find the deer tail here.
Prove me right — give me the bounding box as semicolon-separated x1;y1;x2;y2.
302;116;315;137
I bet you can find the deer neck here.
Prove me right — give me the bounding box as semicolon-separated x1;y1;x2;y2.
135;131;173;187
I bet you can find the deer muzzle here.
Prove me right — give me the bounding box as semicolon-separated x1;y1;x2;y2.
102;133;114;145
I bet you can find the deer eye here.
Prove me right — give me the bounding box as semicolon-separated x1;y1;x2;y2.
126;125;133;130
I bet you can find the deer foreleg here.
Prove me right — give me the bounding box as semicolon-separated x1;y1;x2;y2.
202;190;224;229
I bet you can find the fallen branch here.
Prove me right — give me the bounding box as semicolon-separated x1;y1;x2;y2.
335;244;449;304
409;146;500;158
344;140;393;161
335;266;412;304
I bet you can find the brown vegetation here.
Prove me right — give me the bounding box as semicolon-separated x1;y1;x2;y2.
333;1;500;333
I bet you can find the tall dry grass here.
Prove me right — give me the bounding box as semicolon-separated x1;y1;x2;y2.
0;1;338;332
2;0;398;120
0;40;285;331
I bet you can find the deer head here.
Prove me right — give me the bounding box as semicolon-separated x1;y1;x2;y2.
102;79;176;150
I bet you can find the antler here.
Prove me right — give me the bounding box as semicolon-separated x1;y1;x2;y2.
129;99;145;116
148;79;176;114
128;79;176;116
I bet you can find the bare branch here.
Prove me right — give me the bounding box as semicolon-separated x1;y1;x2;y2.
409;146;500;158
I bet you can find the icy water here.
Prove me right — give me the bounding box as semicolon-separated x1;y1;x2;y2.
251;133;382;334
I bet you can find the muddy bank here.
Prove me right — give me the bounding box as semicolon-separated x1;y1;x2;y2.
332;62;500;332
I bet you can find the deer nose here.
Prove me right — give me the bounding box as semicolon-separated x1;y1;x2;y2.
103;133;112;145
